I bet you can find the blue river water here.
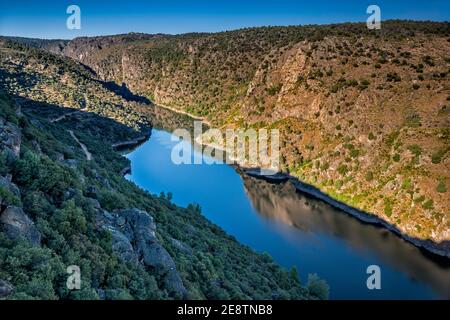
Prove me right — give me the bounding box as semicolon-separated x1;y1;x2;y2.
126;128;450;300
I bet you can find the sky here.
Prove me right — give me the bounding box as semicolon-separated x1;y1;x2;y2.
0;0;449;39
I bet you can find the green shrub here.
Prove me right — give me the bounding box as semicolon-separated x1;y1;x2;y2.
349;149;360;158
320;162;329;171
365;171;374;181
337;164;349;175
98;190;128;211
407;144;422;157
422;199;434;210
306;274;329;300
436;180;447;193
431;149;446;164
384;198;393;217
266;84;282;96
0;186;22;206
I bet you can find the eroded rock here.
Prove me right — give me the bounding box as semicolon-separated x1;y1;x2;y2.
0;206;41;246
96;208;187;298
0;119;21;159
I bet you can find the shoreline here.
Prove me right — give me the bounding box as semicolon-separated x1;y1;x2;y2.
128;105;450;259
241;168;450;259
153;103;211;126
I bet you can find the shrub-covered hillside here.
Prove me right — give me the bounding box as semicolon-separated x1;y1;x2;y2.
33;21;449;253
0;42;327;299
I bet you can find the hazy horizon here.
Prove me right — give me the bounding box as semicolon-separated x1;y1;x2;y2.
1;0;449;40
2;19;449;41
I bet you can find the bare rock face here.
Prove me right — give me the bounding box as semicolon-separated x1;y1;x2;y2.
0;206;41;246
0;279;14;298
96;208;188;298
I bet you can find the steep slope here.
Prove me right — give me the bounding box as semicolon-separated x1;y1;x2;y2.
34;21;450;255
0;40;323;299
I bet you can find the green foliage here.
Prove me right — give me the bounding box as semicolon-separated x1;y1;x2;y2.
436;180;447;193
407;144;422;157
337;164;349;176
306;274;329;300
402;178;412;190
98;190;128;211
0;186;22;206
365;171;374;182
0;150;9;176
404;110;422;127
384;198;393;217
393;153;401;162
422;199;434;210
266;84;282;96
431;148;446;164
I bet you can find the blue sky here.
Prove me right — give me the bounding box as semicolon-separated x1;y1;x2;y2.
1;0;449;39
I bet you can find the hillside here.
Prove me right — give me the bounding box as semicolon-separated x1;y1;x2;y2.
0;39;324;299
32;21;450;255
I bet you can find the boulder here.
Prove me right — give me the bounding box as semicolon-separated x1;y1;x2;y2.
0;206;41;245
97;208;187;298
105;225;138;264
0;279;13;298
0;119;21;159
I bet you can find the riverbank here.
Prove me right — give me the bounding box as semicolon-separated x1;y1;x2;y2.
240;167;450;259
138;104;450;259
154;103;211;126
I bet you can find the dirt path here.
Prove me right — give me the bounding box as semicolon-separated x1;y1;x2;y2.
68;130;92;161
155;103;210;125
50;108;86;123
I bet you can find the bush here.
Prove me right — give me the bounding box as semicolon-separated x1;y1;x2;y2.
407;144;422;157
431;149;446;164
306;274;329;300
436;181;447;193
393;153;400;162
98;190;128;211
384;198;393;217
266;84;282;96
0;186;22;206
422;199;434;210
337;164;349;176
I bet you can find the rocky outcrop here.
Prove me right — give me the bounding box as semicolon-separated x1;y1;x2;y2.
0;279;14;298
0;118;21;160
0;175;20;198
0;206;41;246
96;208;187;298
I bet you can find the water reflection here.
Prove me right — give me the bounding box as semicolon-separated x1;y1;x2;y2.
242;174;450;299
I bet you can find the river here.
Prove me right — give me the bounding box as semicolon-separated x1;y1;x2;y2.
125;120;450;299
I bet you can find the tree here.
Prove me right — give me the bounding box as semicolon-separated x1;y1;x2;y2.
307;273;329;300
